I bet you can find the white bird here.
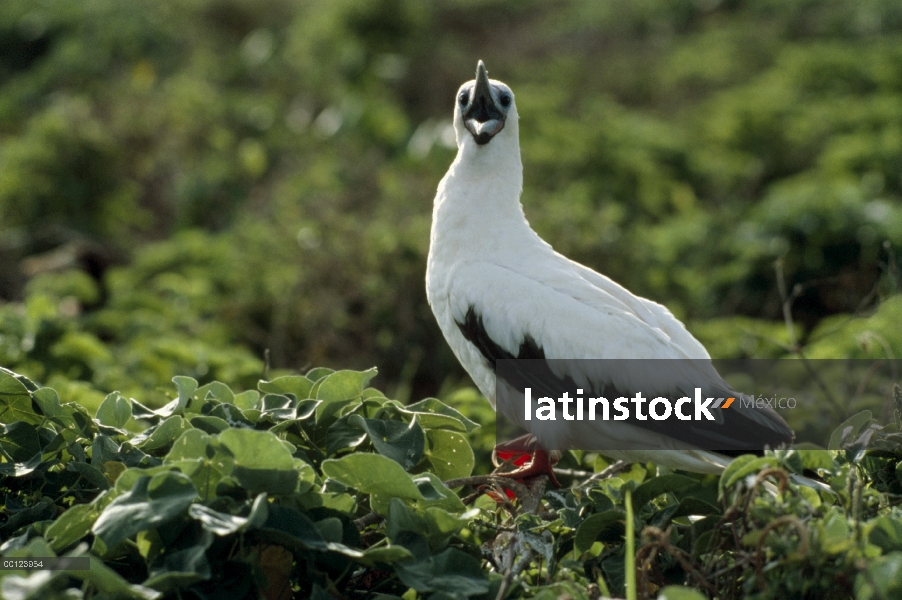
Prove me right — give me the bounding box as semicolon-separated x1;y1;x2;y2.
426;61;795;484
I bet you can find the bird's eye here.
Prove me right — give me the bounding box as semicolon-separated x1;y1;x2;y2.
499;93;511;107
458;91;469;106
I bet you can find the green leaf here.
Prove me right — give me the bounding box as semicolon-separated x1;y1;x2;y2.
669;497;720;520
425;430;474;481
163;429;235;500
92;471;198;550
869;516;902;553
575;510;626;554
32;387;64;418
821;510;852;554
719;455;778;496
322;453;426;500
188;503;250;536
315;368;377;421
133;416;190;452
96;392;132;429
218;428;299;494
0;421;42;463
45;504;99;552
154;376;198;418
259;375;313;400
196;381;235;404
394;547;489;599
855;552;902;600
403;398;480;433
632;474;697;508
0;368;41;425
69;461;111;491
67;554;161;599
326;417;369;456
258;393;297;420
828;410;873;450
657;586;708;600
359;545;414;566
350;414;425;470
233;389;260;410
189;415;231;434
306;367;335;382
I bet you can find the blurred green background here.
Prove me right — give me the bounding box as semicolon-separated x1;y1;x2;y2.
1;0;901;410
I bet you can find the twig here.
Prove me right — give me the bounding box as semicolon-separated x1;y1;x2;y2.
577;460;630;489
639;526;718;594
354;511;383;531
753;516;809;590
443;474;532;499
774;259;845;419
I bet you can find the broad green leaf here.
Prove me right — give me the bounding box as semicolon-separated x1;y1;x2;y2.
315;368;377;421
306;367;335;382
46;504;98;552
154;376;197;418
575;510;626;554
233;389;260;410
196;381;235;404
164;433;224;500
218;428;298;494
326;417;368;456
173;376;199;406
0;421;41;463
669;497;720;520
32;387;64;418
828;410;873;450
632;474;697;508
259;376;313;400
69;461;111;491
189;415;230;434
719;455;778;497
92;471;198;550
260;504;364;558
96;392;132;429
188;504;249;536
322;453;425;500
394;547;489;599
869;515;902;553
350;414;425;470
258;393;297;420
403;398;480;433
133;416;190;452
415;472;466;514
0;368;41;426
425;430;474;481
359;545;414;566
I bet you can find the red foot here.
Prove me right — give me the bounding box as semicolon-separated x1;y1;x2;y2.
493;447;561;488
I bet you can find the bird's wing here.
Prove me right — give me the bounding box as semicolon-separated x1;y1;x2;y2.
566;258;712;360
445;260;792;452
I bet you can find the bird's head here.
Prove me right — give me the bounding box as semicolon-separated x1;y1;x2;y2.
453;60;517;152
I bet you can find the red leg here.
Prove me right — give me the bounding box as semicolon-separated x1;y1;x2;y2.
493;447;561;488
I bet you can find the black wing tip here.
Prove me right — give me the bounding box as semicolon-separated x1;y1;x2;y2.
455;306;545;369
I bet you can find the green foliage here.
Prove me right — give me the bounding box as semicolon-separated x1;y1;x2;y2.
0;366;481;599
4;1;902;597
2;0;902;397
4;365;902;599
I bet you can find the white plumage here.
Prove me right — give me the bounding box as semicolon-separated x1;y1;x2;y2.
426;61;794;477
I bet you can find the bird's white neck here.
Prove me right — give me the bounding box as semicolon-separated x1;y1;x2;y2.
431;135;532;256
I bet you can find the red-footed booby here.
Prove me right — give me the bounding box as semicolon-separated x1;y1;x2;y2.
426;61;795;484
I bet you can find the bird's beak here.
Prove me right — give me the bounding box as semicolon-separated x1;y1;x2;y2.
464;60;505;145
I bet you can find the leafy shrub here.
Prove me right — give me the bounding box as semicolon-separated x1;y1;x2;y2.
4;365;902;599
